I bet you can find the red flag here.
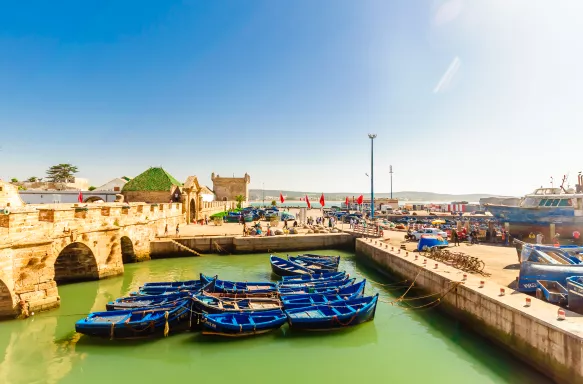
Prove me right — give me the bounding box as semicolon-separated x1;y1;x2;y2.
279;192;285;204
320;193;325;207
345;196;349;206
78;191;83;203
305;195;311;209
357;195;364;205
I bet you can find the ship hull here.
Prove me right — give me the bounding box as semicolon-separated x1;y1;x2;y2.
486;205;583;241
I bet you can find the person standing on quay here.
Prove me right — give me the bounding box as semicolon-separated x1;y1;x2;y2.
452;229;459;246
176;224;180;237
164;224;168;236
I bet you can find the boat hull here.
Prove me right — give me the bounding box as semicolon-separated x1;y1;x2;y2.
518;262;583;292
202;310;287;337
270;256;313;276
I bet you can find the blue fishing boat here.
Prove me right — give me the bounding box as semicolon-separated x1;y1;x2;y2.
200;274;277;294
281;271;346;282
75;299;192;339
202;310;287;337
192;295;282;314
278;278;356;295
285;294;379;331
288;256;338;272
281;284;366;310
106;291;192;311
137;276;215;295
270;255;314;276
567;276;583;312
517;245;583;292
293;254;340;267
277;276;350;289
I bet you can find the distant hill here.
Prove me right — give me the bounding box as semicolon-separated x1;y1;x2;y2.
249;189;513;203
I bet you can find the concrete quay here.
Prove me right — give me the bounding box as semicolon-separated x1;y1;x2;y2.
356;238;583;384
150;233;353;257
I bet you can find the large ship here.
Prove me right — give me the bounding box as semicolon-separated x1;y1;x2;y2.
485;174;583;240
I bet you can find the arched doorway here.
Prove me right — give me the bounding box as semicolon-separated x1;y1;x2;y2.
120;236;136;263
0;279;14;318
54;242;99;284
189;198;196;223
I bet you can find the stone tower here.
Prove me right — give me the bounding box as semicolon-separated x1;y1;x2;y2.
211;172;250;202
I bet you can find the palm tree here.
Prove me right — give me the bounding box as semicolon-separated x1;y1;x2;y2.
235;195;245;209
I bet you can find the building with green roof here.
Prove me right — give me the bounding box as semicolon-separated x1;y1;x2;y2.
122;167;183;203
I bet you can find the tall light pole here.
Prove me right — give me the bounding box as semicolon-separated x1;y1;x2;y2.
262;182;265;207
389;165;393;199
368;134;377;219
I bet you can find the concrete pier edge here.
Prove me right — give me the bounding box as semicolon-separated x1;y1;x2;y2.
356;238;583;384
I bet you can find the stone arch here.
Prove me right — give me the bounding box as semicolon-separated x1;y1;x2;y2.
54;242;99;284
222;197;227;201
0;279;15;319
84;196;104;203
120;236;136;264
189;198;196;223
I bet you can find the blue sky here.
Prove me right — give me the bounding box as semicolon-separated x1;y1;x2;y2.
1;0;582;196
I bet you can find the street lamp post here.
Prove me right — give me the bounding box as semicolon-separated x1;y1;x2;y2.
368;134;377;219
390;165;393;199
262;182;265;207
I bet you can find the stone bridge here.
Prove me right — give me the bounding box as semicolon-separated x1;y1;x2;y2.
0;202;184;319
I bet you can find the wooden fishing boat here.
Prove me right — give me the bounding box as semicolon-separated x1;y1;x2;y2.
202;291;278;300
200;273;277;294
137;276;216;296
567;276;583;312
535;280;568;305
288;257;338;272
192;295;282;314
281;284;366;309
75;299;192;339
277;278;356;295
285;294;379;331
202;310;287;337
277;276;350;289
292;254;340;267
280;271;346;282
106;291;192;311
280;279;365;299
270;255;313;276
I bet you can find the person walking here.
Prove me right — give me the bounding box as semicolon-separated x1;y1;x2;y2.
175;224;180;237
204;215;208;225
284;219;288;229
504;230;510;246
164;224;168;236
452;229;460;246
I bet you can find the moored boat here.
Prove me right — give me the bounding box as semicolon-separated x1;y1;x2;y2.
202;310;287;337
280;279;366;300
192;295;282;314
288;256;338;272
281;271;346;282
200;274;277;294
137;276;215;296
285;294;379;331
75;299;192;339
292;254;340;267
277;278;356;295
281;285;365;310
517;245;583;292
106;291;192;311
270;255;313;276
277;276;350;289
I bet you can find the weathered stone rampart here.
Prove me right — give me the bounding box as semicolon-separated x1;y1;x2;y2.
0;202;184;319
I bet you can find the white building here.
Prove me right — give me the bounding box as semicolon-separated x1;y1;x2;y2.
95;177;128;192
200;186;215;202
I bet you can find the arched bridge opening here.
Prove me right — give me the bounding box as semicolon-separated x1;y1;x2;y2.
54;242;99;284
120;236;137;264
0;279;14;319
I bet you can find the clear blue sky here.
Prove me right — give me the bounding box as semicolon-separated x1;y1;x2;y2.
1;0;582;196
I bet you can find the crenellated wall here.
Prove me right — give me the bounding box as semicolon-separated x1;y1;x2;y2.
0;202;184;319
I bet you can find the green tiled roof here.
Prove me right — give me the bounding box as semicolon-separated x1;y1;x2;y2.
122;167;182;191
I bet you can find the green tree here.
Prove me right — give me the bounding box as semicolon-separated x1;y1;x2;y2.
10;178;18;183
88;186;97;191
46;163;78;183
27;176;38;182
235;194;245;209
271;200;277;206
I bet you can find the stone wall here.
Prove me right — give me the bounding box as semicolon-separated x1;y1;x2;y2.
123;190;175;204
0;202;184;319
356;239;583;384
0;181;24;208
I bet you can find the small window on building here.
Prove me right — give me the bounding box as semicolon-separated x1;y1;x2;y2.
114;187;120;191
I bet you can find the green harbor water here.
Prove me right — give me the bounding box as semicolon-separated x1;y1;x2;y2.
0;250;550;384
